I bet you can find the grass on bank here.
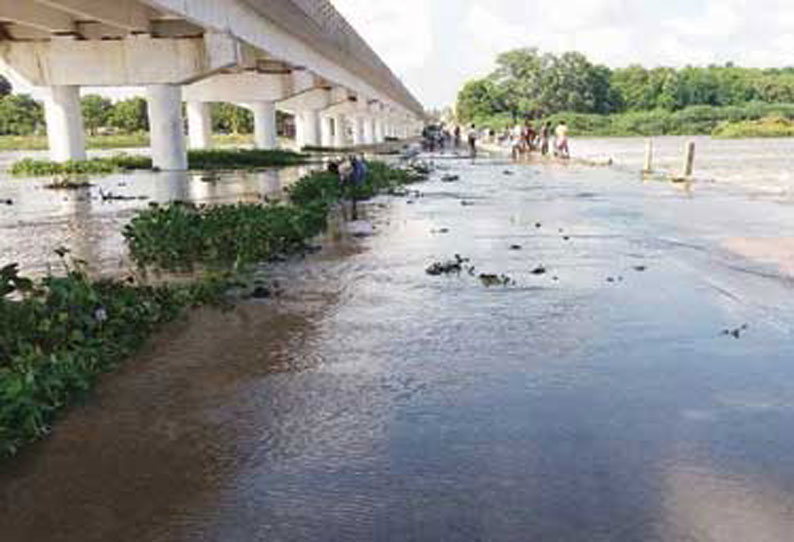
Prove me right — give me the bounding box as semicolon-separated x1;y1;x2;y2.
10;148;310;177
1;160;427;457
712;115;794;138
0;133;256;152
467;102;794;138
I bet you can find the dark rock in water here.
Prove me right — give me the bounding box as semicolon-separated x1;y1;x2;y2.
530;266;547;275
535;222;542;229
552;276;560;282
633;265;647;272
722;324;749;339
441;174;460;183
427;254;469;276
510;244;522;251
606;277;615;283
251;286;271;299
431;228;450;234
562;236;570;241
503;170;514;176
479;273;514;287
461;201;475;207
2;198;12;205
406;200;415;205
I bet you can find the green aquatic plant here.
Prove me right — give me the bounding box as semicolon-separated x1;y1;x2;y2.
0;255;230;457
10;149;310;177
125;161;428;272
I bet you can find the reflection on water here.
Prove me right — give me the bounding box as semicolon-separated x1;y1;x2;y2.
0;165;315;275
3;149;794;541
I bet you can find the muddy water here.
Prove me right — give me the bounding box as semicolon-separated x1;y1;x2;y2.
4;149;794;541
0;162;314;276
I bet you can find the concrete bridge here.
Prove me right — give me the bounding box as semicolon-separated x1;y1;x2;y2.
0;0;425;169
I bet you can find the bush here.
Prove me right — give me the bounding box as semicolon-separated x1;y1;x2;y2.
712;115;794;138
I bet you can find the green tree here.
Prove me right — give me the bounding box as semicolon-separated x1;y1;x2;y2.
0;95;44;135
81;94;113;135
456;79;504;123
108;97;149;133
211;103;253;134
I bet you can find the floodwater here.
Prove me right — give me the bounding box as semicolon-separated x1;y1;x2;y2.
4;139;794;541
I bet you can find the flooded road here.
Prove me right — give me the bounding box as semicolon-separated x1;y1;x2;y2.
4;146;794;541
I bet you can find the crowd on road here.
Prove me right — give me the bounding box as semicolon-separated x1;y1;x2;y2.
422;120;571;160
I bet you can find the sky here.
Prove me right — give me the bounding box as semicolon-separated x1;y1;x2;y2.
332;0;794;108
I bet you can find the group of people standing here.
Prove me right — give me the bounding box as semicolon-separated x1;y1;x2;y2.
507;121;569;160
422;120;570;161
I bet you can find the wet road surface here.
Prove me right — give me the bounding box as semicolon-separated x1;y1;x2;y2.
4;156;794;541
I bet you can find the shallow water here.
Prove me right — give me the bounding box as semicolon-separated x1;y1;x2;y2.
3;147;794;541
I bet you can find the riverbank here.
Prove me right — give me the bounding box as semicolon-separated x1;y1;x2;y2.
468;103;794;138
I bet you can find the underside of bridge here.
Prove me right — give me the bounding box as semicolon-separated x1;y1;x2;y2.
0;0;424;167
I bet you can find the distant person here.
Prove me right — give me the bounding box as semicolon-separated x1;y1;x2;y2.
540;121;551;156
454;125;462;148
467;124;478;158
554;121;570;159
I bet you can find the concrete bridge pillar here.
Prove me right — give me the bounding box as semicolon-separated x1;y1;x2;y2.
295;110;321;148
44;85;86;162
320;116;334;148
186;101;212;150
353;117;365;146
333;115;346;148
374;118;385;143
363;117;375;145
147;84;188;171
251;101;278;150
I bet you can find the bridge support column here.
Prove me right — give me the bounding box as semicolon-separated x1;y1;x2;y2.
44;85;86;162
333;115;346;148
147;84;187;171
364;118;375;144
320;116;334;148
252;101;278;149
186;101;212;150
296;110;320;148
375;118;385;143
353;117;365;146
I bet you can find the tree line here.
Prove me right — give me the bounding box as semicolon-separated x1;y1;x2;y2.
456;48;794;126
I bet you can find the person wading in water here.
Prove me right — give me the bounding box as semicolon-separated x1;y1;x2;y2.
337;154;368;220
467;124;478;159
540;121;551;156
554;121;570;159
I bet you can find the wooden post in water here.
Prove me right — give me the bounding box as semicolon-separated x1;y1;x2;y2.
642;139;653;175
682;140;695;178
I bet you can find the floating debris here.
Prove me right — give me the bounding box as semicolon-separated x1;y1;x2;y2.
431;228;450;234
441;174;460;183
479;273;514;287
562;236;570;241
45;177;93;190
2;198;12;205
530;265;547;276
99;189;148;202
722;324;749;339
535;222;542;229
426;254;469;276
633;265;647;272
461;201;475;207
510;244;523;251
503;170;514;176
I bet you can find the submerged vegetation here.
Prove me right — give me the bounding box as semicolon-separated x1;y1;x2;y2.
0;258;230;456
1;160;426;456
10;149;309;177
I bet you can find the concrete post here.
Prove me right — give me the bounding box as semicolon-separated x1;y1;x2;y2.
147;84;187;170
682;141;696;178
186;101;212;150
642;139;653;174
44;85;86;162
296;110;320;148
251;101;277;150
333;115;346;148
